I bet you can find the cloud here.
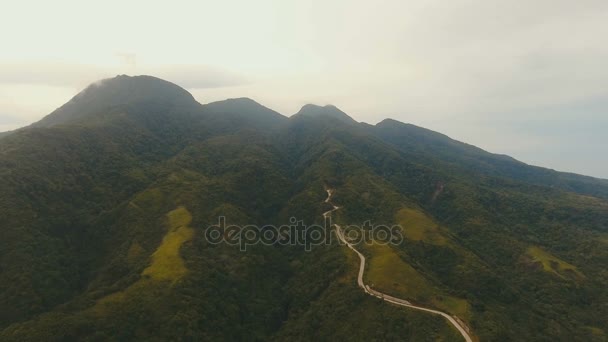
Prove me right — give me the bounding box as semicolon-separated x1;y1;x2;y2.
115;52;137;69
0;62;109;88
0;61;249;90
0;106;33;131
151;65;249;89
0;113;26;126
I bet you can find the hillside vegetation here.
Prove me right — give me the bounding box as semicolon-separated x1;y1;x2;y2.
0;75;606;341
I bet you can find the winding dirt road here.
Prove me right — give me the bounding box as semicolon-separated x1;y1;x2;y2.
323;189;474;342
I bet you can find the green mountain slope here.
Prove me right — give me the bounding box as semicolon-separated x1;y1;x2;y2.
0;75;606;341
372;118;608;200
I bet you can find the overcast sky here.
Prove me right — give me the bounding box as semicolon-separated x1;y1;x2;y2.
1;0;607;178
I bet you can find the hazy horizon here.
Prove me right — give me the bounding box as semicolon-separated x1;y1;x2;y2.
1;0;607;178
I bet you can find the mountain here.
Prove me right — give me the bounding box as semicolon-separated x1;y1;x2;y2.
293;104;358;124
204;97;286;124
31;75;200;128
0;75;606;341
372;118;608;200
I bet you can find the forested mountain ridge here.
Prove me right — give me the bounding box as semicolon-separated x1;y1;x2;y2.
0;75;606;341
371;118;608;200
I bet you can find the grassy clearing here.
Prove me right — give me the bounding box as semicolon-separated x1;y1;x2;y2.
526;246;584;280
364;242;470;319
142;207;194;281
365;242;432;299
396;208;447;245
93;207;194;313
437;296;470;320
167;206;193;229
586;326;605;337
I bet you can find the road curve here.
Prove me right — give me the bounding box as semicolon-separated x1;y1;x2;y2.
323;189;474;342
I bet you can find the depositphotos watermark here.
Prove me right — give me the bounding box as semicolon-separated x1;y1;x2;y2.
204;216;403;251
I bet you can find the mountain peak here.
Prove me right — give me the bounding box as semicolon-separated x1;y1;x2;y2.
293;104;357;124
75;75;196;104
33;75;198;128
203;97;287;128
